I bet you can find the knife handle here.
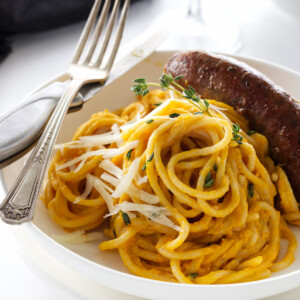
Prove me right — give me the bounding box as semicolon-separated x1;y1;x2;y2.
0;88;83;168
0;79;83;224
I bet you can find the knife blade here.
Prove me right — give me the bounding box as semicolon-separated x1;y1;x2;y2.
0;26;169;168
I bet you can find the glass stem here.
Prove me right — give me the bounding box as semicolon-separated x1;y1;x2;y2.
188;0;204;24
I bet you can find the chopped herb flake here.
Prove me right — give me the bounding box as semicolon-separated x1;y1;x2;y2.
247;130;256;136
232;123;243;145
213;164;218;172
141;162;147;172
248;183;254;198
193;111;203;115
169;113;180;118
148;152;154;163
121;211;131;226
154;102;162;106
152;211;161;218
142;152;154;171
188;273;199;279
146;119;154;124
113;229;117;237
204;171;214;188
126;149;133;160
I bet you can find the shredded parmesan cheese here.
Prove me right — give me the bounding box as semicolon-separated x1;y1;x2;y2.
127;184;159;204
74;175;94;203
112;158;141;198
101;173;120;187
135;173;148;185
99;159;123;178
104;201;179;231
56;140;138;171
86;174;114;212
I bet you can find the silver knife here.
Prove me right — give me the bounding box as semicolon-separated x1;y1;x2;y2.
0;27;168;168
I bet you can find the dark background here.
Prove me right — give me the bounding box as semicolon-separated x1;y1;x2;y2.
0;0;95;62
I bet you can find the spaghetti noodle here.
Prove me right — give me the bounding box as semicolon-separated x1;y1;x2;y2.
41;88;298;284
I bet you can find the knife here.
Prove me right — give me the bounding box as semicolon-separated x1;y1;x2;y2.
0;27;168;168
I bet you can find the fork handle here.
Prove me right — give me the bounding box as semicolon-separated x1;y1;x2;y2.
0;78;84;224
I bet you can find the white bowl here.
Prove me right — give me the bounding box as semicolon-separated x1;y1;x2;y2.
272;0;300;20
1;51;300;300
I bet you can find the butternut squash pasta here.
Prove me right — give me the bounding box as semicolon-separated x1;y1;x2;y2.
41;86;298;284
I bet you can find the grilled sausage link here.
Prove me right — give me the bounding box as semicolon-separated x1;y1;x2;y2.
165;51;300;201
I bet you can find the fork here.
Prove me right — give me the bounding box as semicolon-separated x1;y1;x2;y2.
0;0;130;224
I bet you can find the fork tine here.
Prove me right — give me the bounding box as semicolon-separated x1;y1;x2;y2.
104;0;130;72
94;0;121;67
83;0;111;64
71;0;102;64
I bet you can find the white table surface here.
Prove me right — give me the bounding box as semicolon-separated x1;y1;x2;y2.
1;0;300;299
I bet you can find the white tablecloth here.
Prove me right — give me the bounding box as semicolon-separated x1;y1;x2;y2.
1;0;299;299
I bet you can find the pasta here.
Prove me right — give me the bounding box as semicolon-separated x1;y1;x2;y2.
41;88;298;284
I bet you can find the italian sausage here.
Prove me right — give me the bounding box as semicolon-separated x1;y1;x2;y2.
164;51;300;201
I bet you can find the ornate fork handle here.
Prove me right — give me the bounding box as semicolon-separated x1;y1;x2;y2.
0;79;84;224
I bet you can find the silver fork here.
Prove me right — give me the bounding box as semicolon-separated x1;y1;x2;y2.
0;0;130;224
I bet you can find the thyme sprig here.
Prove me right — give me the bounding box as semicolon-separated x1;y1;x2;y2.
131;74;211;115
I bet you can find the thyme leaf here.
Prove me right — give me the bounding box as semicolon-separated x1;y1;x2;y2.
248;183;254;198
204;171;214;188
188;273;199;279
232;123;243;144
169;113;180;118
141;152;154;171
121;211;131;226
148;152;154;162
247;130;256;136
126;149;133;160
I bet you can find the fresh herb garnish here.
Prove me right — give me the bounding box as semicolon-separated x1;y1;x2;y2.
193;111;203;115
131;78;149;96
248;183;254;198
154;102;162;106
146;119;154;124
142;152;154;171
213;164;218;172
121;211;131;226
169;113;180;118
141;163;147;171
131;73;211;115
126;149;133;160
232;123;243;145
247;130;256;136
188;273;199;279
152;211;161;218
148;152;154;162
204;171;214;188
113;229;117;237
